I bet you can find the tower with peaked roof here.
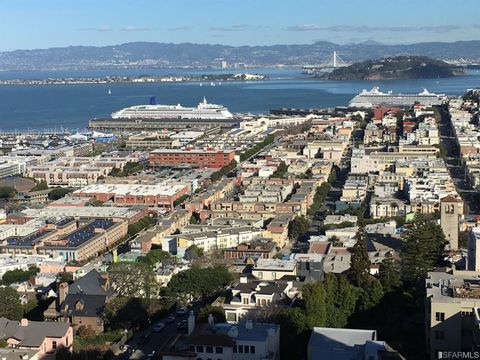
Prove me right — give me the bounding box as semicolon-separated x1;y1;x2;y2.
440;195;463;250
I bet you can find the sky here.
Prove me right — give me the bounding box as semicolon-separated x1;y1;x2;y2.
1;0;480;51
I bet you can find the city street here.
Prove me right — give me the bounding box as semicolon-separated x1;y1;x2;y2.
121;314;187;360
437;106;480;214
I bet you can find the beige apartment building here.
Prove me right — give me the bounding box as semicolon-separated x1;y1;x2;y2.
425;270;480;358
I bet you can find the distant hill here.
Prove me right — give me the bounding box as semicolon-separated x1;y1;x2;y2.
320;56;464;80
1;40;480;71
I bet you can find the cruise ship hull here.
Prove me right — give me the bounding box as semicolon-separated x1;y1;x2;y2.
349;87;446;108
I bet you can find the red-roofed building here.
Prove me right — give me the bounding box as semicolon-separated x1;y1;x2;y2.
374;106;401;121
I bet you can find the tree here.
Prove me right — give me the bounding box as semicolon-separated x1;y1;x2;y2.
0;186;16;199
307;182;331;216
31;180;48;191
127;216;155;237
327;235;342;247
173;194;189;208
356;278;384;312
400;213;446;284
1;267;39;286
57;272;74;284
288;216;310;240
271;161;288;179
189;212;201;224
328;274;358;327
167;266;233;302
138;249;171;267
108;262;158;299
277;308;308;360
378;253;402;292
48;187;72;200
349;228;371;288
103;297;149;330
0;287;23;320
197;305;226;323
184;245;204;261
302;281;326;328
211;160;237;182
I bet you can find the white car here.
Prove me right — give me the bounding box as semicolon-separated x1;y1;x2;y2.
176;307;188;315
152;322;165;332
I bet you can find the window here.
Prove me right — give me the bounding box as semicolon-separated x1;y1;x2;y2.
435;331;445;340
189;345;195;352
250;346;255;354
215;347;223;354
206;346;213;354
435;312;445;322
245;345;250;353
52;341;57;350
196;346;204;353
238;345;244;353
233;346;237;353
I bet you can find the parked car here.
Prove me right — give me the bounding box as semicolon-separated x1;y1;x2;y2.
152;322;165;332
176;306;188;315
165;315;176;324
176;320;188;330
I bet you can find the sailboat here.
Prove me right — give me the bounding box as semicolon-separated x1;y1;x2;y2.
108;89;112;95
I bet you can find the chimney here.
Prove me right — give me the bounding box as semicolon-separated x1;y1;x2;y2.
227;325;239;338
187;310;195;336
239;276;248;284
207;314;215;328
57;282;68;308
20;318;29;327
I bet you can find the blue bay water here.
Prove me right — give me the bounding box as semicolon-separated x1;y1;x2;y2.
0;68;479;131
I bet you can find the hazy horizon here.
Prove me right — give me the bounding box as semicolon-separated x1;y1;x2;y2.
1;0;480;51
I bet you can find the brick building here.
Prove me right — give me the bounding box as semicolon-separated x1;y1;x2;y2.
149;148;235;169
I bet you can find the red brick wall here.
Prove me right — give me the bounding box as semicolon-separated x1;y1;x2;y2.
149;150;234;168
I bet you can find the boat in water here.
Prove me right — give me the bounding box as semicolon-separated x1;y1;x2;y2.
349;87;446;108
111;97;233;120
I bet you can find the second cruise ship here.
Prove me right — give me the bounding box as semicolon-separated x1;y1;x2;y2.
349;87;446;108
111;97;233;120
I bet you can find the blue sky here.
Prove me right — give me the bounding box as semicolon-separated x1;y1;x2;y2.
1;0;479;51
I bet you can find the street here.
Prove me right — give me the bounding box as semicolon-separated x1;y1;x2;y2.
437;106;480;214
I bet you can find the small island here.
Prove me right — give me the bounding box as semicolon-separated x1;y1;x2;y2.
0;73;267;85
320;56;464;80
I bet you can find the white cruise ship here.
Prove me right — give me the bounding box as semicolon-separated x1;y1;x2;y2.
111;97;233;120
349;87;446;108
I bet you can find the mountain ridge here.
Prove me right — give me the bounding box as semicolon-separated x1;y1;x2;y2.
1;40;479;71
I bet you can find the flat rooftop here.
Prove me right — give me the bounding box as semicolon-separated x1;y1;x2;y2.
254;258;296;271
22;207;142;219
426;271;480;303
74;183;187;197
150;148;234;154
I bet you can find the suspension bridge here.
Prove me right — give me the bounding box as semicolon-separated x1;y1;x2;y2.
302;51;351;75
